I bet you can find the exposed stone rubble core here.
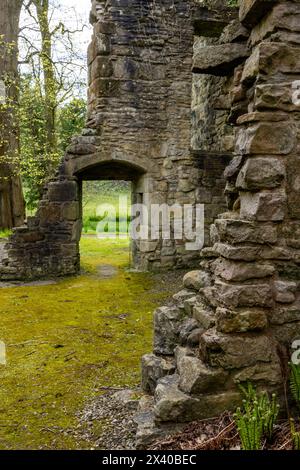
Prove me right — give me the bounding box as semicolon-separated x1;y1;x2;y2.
0;0;234;280
138;0;300;448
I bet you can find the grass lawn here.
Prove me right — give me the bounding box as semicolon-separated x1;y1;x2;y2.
82;186;131;235
0;230;12;239
0;237;176;450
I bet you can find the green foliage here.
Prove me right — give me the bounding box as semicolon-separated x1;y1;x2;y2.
19;75;59;209
0;229;12;239
19;76;86;209
57;98;86;153
234;383;280;450
290;362;300;409
290;418;300;450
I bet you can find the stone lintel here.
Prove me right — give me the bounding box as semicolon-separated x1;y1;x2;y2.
193;43;249;77
239;0;278;28
193;5;238;37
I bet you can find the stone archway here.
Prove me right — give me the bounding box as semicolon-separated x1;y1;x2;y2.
72;155;152;271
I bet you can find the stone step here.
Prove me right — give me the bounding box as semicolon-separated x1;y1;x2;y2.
153;374;241;423
175;347;229;396
134;395;184;449
193;43;249;76
199;328;276;370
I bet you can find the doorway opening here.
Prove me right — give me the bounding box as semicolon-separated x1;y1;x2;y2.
80;180;132;272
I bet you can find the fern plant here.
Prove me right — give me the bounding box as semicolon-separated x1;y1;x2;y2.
234;383;280;450
290;362;300;409
290;418;300;450
235;407;263;450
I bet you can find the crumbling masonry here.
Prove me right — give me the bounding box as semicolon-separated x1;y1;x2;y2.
0;0;299;448
138;0;300;447
0;0;231;279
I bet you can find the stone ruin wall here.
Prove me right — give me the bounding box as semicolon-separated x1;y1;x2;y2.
138;0;300;448
0;0;231;280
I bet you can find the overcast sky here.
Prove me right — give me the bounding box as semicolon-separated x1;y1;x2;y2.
19;0;93;98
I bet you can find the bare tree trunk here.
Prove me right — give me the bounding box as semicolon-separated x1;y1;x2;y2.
34;0;58;160
0;0;25;230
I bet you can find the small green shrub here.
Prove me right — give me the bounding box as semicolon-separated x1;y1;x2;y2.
234;383;280;450
0;229;12;239
290;418;300;450
290;362;300;409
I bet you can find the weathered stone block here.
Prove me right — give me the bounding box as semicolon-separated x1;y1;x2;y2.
240;190;287;222
19;231;45;243
177;355;229;395
87;33;111;64
154;375;241;422
200;328;275;369
254;82;298;112
213;257;275;281
236;122;296;155
233;361;282;386
178;318;199;345
236;157;285;190
183;270;211;291
220;19;249;44
154;306;187;356
173;289;197;304
47;181;78;202
193;304;216;330
271;322;300;346
270;299;300;325
216;306;268;333
88;78;120;102
39;203;62;225
215;279;273;308
242;42;300;84
250;3;300;46
183;296;199;316
212;242;291;262
90;56;113;81
62;202;79;221
193;43;249;76
224;155;244;180
286;156;300;219
273;280;297;304
141;354;176;394
213;218;278;245
239;0;278;28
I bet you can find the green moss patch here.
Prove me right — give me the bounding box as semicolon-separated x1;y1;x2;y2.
0;238;176;449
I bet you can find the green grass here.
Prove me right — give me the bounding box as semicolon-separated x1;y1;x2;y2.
0;230;12;239
0;237;174;450
82;190;131;235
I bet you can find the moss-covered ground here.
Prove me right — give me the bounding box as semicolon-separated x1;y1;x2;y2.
0;237;179;449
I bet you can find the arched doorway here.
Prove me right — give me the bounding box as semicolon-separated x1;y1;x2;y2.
72;158;151;271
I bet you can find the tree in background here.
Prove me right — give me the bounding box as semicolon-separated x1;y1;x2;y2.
19;75;86;209
19;0;88;208
0;0;25;230
57;97;86;154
